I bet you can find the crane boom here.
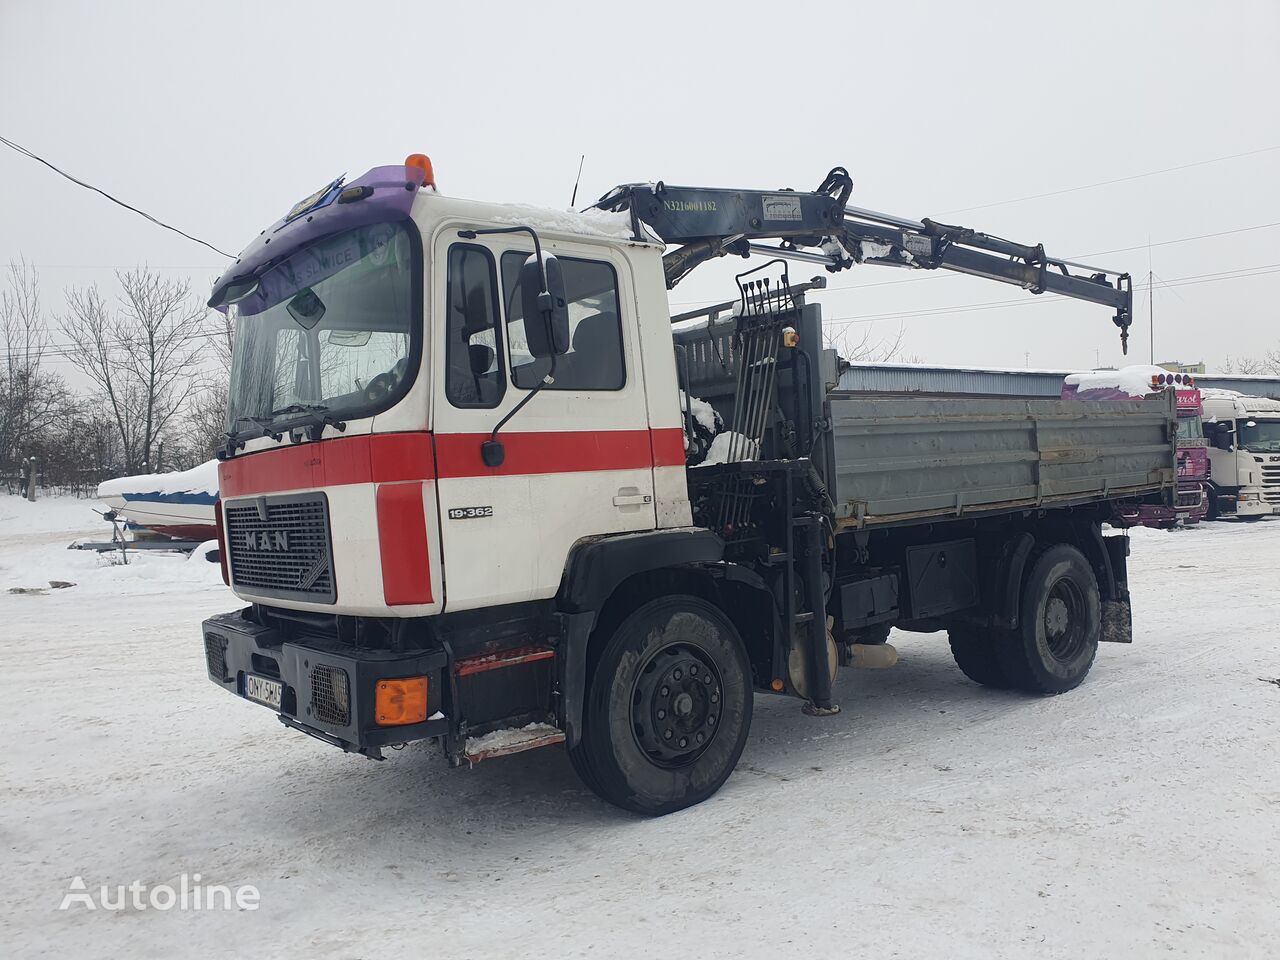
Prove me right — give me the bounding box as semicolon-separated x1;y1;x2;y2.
595;167;1134;352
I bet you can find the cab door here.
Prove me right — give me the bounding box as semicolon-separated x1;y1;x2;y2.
431;231;656;612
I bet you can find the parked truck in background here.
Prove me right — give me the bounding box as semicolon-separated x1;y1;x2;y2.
1062;366;1209;527
1201;389;1280;519
200;155;1173;813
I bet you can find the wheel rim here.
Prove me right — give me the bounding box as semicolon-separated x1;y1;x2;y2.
630;642;723;768
1044;576;1088;663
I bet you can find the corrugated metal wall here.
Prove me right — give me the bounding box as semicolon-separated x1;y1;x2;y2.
837;363;1280;399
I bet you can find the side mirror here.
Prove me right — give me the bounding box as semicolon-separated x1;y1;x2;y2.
461;285;494;338
520;255;570;358
468;343;495;376
287;287;326;329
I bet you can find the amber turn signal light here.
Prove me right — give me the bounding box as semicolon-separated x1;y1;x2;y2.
375;677;429;726
404;153;435;188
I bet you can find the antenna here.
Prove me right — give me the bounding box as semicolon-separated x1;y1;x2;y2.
1147;236;1155;364
570;154;585;208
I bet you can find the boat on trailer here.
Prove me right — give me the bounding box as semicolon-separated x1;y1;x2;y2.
96;460;218;541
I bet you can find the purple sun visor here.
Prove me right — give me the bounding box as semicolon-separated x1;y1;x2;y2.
207;164;427;310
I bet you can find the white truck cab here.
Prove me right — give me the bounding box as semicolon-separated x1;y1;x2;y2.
1201;389;1280;519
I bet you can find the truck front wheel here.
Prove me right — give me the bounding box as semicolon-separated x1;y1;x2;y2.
569;595;753;815
996;544;1100;694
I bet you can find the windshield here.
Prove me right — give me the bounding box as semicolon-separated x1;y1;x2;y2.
1174;415;1203;441
1238;418;1280;453
225;221;420;436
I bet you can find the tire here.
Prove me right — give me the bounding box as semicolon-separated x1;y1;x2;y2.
995;544;1100;695
948;627;1012;689
568;595;753;815
1204;487;1221;521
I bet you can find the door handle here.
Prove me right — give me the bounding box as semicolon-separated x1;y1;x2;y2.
613;490;653;507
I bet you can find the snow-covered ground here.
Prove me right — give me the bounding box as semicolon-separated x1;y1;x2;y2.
3;495;1278;958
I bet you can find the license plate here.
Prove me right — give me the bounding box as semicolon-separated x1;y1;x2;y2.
245;674;283;709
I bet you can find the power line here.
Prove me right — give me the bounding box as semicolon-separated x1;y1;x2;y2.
940;145;1280;215
0;134;236;259
820;262;1280;330
9;261;1279;365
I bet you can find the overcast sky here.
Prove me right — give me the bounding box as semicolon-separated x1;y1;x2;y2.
2;0;1278;374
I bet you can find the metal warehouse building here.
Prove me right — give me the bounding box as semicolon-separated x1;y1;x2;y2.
837;363;1280;399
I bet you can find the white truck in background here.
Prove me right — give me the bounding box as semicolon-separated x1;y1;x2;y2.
1201;389;1280;519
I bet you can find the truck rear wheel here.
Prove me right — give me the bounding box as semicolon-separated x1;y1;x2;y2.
996;544;1100;694
569;595;752;815
948;627;1012;688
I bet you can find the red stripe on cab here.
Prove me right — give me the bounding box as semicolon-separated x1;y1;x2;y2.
218;427;688;496
376;481;434;606
434;428;683;478
649;427;688;468
219;433;435;498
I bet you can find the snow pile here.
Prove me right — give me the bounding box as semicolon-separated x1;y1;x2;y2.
679;390;719;434
1062;365;1167;400
0;495;105;536
97;459;219;500
703;431;759;465
1199;387;1246;401
0;532;226;595
678;390;724;465
493;204;636;240
464;722;561;758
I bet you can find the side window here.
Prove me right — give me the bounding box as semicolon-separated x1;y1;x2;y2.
501;252;625;391
445;244;504;408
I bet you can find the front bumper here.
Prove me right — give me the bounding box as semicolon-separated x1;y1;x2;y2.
202;609;449;756
1219;492;1279;518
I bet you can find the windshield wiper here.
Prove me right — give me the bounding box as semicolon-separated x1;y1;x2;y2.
269;402;348;441
270;402;330;417
220;416;272;459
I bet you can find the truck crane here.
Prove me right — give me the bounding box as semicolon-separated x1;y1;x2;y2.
594;166;1133;351
200;155;1171;814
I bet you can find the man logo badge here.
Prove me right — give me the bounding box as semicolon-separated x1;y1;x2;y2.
245;530;290;551
297;554;328;590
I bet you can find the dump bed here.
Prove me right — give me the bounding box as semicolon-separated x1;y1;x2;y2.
824;392;1177;528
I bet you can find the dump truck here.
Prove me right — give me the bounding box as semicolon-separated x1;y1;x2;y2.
201;156;1173;813
1061;366;1208;526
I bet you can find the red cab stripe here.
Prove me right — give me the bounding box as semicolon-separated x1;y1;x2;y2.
219;434;435;498
218;427;687;497
434;428;686;478
376;482;433;605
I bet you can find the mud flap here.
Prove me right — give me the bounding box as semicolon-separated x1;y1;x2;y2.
1101;598;1133;643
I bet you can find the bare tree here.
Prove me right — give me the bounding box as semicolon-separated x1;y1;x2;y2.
60;268;209;475
1;259;70;479
825;322;913;363
1220;353;1280;376
184;307;235;459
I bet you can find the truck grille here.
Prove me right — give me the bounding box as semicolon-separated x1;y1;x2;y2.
310;664;351;725
204;633;228;681
1262;464;1280;503
224;494;336;603
1175;489;1203;508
